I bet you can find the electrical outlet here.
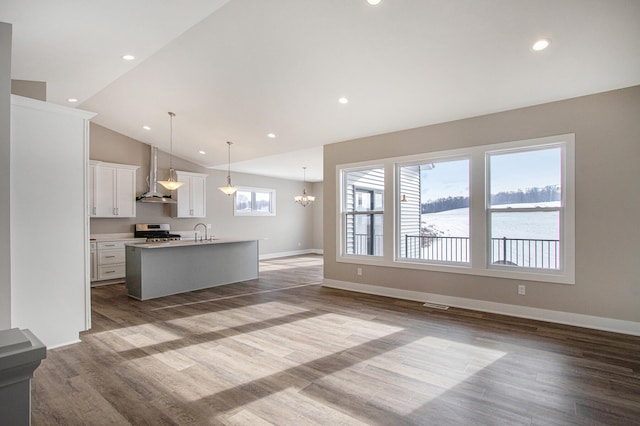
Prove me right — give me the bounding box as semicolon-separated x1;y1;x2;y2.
518;284;526;295
357;267;363;276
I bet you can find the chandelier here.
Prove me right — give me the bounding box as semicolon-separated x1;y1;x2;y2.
294;167;315;207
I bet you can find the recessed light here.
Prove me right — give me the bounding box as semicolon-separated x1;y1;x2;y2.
142;125;151;131
338;97;349;104
67;98;78;103
532;38;551;51
122;54;135;61
367;0;382;5
199;150;206;155
267;133;276;139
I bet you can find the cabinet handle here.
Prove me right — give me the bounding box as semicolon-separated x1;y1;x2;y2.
104;244;116;247
104;270;115;274
105;255;116;258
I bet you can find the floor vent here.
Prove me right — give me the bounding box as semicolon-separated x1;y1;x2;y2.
423;302;450;310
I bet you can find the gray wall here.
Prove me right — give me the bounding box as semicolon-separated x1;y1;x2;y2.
90;124;319;255
11;79;46;101
324;86;640;323
0;22;11;329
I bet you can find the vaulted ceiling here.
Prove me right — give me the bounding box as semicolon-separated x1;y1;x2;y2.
2;0;639;181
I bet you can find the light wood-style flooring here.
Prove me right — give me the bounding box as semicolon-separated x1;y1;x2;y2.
32;255;640;425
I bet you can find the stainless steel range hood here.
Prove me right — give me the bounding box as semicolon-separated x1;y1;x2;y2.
137;145;177;204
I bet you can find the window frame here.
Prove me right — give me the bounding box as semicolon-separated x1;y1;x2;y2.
336;134;575;284
486;144;564;272
233;186;277;217
339;164;386;260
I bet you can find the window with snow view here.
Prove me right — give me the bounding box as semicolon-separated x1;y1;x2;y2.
337;134;574;284
488;146;563;270
398;159;470;264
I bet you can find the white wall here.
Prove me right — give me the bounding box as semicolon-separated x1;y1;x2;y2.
10;95;95;347
0;22;11;329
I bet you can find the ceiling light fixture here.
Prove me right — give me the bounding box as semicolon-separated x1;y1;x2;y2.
267;133;276;139
338;97;349;104
199;150;206;155
367;0;383;5
67;98;78;103
122;54;135;61
218;141;238;196
294;167;315;207
157;112;185;191
532;38;551;51
142;125;151;130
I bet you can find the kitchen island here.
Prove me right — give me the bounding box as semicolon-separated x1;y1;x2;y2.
125;238;259;300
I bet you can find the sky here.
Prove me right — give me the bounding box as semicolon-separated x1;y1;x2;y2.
420;147;561;201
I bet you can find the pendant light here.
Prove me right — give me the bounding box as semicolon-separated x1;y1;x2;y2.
158;112;184;191
218;141;238;195
294;167;315;207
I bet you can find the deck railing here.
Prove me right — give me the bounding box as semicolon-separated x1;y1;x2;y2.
402;235;560;269
352;234;383;256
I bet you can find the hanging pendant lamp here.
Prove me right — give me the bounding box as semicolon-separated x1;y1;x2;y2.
158;112;185;191
218;141;238;195
294;167;315;207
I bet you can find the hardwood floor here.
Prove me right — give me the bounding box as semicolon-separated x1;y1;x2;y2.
32;255;640;425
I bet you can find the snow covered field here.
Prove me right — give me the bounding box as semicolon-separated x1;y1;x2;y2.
416;203;560;268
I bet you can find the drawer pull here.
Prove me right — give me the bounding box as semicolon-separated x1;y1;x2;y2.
105;255;116;258
104;270;116;274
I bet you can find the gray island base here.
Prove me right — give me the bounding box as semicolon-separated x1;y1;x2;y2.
125;239;259;300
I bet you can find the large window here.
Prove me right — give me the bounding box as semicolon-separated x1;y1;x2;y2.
337;134;575;284
488;146;562;270
399;159;470;264
234;187;276;216
341;167;384;257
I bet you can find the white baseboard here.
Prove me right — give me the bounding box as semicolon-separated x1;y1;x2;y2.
48;338;82;350
323;279;640;336
260;249;323;260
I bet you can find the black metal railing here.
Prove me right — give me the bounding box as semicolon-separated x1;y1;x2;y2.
490;237;560;269
404;235;470;263
403;235;560;269
352;233;384;256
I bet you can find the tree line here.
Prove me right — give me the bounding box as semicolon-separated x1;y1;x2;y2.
422;185;560;213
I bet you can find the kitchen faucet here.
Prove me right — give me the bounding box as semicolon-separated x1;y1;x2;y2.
194;223;207;241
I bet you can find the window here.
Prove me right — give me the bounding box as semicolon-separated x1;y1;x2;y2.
336;134;575;284
488;146;562;270
341;167;384;257
399;159;470;264
234;187;276;216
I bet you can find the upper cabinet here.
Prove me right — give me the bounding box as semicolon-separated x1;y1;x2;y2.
90;161;139;218
171;171;208;218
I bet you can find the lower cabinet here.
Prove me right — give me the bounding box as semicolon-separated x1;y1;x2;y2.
90;242;97;282
92;239;141;284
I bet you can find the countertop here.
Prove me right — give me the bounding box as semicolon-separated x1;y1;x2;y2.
125;238;257;249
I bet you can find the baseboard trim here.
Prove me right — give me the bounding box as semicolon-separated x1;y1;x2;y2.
323;279;640;336
260;249;323;260
48;338;82;350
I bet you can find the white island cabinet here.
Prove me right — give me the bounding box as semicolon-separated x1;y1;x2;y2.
171;171;207;218
90;161;139;218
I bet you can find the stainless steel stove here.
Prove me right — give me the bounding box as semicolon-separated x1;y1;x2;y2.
135;224;182;242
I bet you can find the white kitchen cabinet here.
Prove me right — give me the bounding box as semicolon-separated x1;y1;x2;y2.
90;241;97;282
94;240;130;283
171;171;208;218
90;161;139;218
